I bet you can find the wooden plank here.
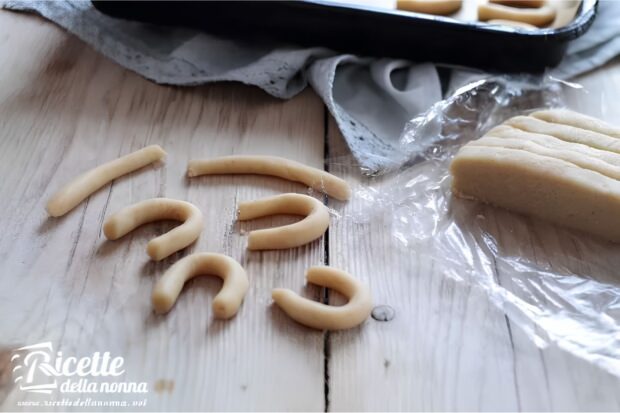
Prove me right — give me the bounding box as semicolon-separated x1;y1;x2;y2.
326;60;620;410
0;11;326;411
503;60;620;411
326;119;520;411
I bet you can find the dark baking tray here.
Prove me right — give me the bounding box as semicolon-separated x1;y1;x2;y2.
92;0;598;73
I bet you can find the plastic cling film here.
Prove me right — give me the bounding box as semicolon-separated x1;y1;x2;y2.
394;73;567;171
335;74;620;376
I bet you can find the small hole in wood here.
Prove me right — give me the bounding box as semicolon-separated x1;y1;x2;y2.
371;305;395;322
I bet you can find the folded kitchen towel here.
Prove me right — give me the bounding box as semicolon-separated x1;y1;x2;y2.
3;0;620;173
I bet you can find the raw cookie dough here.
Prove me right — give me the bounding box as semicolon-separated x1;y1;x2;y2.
505;116;620;153
469;136;620;180
489;0;545;8
487;19;537;29
238;193;329;250
272;266;373;330
152;252;249;318
187;155;351;201
531;109;620;139
47;145;166;217
451;110;620;242
478;3;556;27
103;198;203;261
485;127;620;167
397;0;462;15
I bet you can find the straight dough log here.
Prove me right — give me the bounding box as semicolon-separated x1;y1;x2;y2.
489;0;545;7
47;145;166;217
469;137;620;180
451;109;620;242
531;109;620;139
187;155;351;201
487;19;537;29
505;116;620;153
396;0;462;15
485;125;620;167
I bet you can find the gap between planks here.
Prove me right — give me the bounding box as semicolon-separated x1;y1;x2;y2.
322;105;331;413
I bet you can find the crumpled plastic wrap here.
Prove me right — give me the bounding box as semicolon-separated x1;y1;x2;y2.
350;75;620;376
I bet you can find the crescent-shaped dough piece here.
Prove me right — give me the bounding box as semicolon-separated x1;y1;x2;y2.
531;109;620;139
103;198;203;261
238;193;329;250
272;266;373;330
187;155;351;201
396;0;462;15
47;145;166;217
152;252;249;318
478;3;555;27
489;0;545;8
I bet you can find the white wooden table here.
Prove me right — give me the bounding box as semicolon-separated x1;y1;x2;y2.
1;10;620;411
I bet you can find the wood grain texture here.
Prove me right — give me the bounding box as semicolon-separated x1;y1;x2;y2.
326;119;521;411
505;59;620;412
0;11;327;411
3;6;620;412
325;60;620;411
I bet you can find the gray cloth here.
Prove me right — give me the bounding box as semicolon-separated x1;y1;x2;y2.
3;0;620;173
551;0;620;79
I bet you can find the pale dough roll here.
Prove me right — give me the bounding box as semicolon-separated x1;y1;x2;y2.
152;252;249;318
103;198;203;261
531;109;620;139
489;0;545;8
505;116;620;153
396;0;462;15
238;193;329;250
47;145;166;217
451;146;620;242
487;126;620;167
478;3;556;27
487;19;537;29
272;266;373;331
470;136;620;181
187;155;351;201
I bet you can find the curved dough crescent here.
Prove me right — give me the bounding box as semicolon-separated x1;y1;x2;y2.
152;252;249;319
47;145;166;217
478;3;556;27
272;266;373;330
238;193;329;250
103;198;203;261
187;155;351;201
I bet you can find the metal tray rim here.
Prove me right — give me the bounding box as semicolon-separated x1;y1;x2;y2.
297;0;598;39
